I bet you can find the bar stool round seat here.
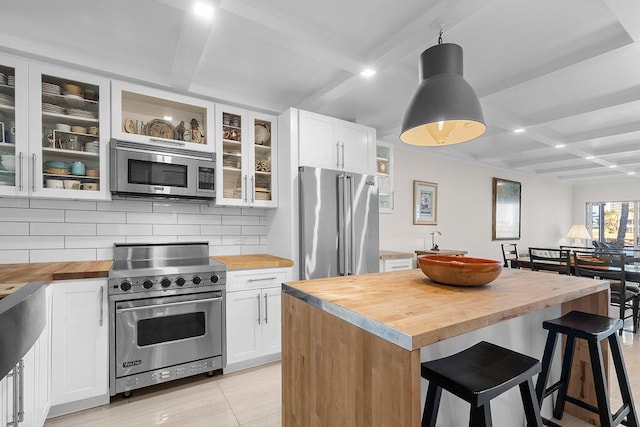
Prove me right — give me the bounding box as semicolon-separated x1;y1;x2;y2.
535;310;638;427
421;340;543;426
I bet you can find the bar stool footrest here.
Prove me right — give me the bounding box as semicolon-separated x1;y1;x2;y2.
542;417;562;427
565;395;599;414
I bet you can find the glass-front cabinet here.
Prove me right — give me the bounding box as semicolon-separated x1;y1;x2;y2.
215;105;277;207
27;64;110;199
0;54;28;197
376;142;394;213
111;81;215;153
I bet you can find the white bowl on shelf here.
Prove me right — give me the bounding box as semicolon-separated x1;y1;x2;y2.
55;123;71;132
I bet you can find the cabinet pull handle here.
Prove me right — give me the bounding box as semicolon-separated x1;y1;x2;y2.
99;285;104;326
264;293;268;324
336;141;340;169
341;142;345;169
251;176;254;203
243;175;248;202
17;359;24;423
31;153;36;192
7;364;18;426
18;152;24;191
391;265;407;269
247;277;277;282
257;294;261;325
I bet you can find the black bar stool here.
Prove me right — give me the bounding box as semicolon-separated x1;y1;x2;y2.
535;311;638;427
421;341;543;427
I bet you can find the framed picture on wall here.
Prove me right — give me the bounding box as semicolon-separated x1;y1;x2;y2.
492;177;521;240
413;180;438;225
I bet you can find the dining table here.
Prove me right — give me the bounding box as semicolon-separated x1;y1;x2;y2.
510;255;640;282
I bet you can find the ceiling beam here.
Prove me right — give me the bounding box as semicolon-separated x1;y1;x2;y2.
169;10;215;91
603;0;640;42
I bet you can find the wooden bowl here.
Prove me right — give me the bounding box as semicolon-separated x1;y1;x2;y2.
417;255;502;286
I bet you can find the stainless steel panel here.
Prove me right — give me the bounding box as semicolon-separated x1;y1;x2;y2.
114;291;223;378
349;172;379;275
0;282;46;380
299;167;341;280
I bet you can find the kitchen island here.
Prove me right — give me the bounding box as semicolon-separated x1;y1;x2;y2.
282;268;610;426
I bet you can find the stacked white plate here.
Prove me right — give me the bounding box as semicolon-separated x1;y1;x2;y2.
84;141;99;153
42;82;61;95
0;93;14;106
66;108;96;119
7;75;15;87
0;72;6;85
42;103;65;114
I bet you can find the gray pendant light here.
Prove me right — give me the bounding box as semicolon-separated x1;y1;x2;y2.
400;31;486;146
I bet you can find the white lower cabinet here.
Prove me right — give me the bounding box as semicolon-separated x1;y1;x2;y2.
225;268;292;373
49;279;108;417
0;286;51;427
380;257;414;272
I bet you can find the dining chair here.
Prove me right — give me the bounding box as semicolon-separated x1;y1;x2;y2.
528;247;571;275
501;243;519;268
573;250;639;334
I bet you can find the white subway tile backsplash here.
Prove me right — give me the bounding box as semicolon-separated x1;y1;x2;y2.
97;199;152;212
97;223;153;236
242;225;268;235
30;222;96;236
200;225;241;236
0;208;64;222
127;212;177;224
178;213;221;225
31;199;97;211
260;236;269;245
152;224;200;236
30;249;96;263
241;245;269;255
65;235;124;249
0;222;29;235
66;210;126;223
222;215;261;226
153;202;201;214
0;250;29;263
0;236;64;250
0;198;29;208
0;198;268;264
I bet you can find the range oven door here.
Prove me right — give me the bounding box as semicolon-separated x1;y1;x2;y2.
114;291;222;378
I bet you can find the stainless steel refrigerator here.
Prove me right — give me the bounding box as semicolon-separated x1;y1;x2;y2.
298;166;379;280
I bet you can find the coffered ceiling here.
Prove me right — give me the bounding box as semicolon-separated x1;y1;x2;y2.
2;0;639;184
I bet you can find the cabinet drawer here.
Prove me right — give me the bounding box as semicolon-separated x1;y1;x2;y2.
227;268;290;292
382;258;414;272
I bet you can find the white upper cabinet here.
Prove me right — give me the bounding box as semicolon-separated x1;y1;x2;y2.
298;109;376;175
111;80;215;153
376;141;394;213
28;63;110;200
0;53;28;197
215;104;278;207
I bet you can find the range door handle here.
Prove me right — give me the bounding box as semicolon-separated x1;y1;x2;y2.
116;297;222;313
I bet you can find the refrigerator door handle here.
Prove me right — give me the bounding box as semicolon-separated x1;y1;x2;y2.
337;173;346;276
347;174;356;275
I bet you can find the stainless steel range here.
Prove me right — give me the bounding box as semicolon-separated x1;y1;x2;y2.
108;242;226;396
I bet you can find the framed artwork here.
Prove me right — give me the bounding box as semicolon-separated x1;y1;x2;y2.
492;177;521;240
413;180;438;225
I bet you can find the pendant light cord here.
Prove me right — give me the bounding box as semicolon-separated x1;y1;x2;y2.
438;29;443;45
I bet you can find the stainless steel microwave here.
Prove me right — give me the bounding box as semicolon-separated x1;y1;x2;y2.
110;139;215;200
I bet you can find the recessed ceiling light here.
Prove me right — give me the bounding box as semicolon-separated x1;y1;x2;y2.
513;128;525;133
163;116;173;121
585;156;595;160
628;172;636;175
360;68;376;78
554;144;565;148
193;1;215;20
609;165;617;168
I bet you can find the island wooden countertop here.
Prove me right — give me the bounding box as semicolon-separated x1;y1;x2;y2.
283;267;609;351
212;254;294;270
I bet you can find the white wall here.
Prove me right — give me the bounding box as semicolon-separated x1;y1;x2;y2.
572;181;640;223
379;145;574;262
0;197;269;264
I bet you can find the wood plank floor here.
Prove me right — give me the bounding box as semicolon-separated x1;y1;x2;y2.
46;323;639;426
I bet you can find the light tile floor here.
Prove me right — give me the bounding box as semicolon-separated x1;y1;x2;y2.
46;325;639;426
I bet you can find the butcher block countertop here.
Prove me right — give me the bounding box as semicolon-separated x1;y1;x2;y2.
212;254;294;270
379;250;414;260
283;267;609;351
0;260;112;286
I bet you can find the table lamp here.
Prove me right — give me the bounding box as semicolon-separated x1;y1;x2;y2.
566;224;591;247
430;230;442;251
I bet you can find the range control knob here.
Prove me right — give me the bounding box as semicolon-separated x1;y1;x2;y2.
210;274;220;284
161;277;172;288
142;279;154;289
176;277;186;286
120;281;132;292
192;276;202;285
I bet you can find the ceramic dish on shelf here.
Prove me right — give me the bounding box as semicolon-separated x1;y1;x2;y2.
63;93;83;100
124;119;136;133
147;119;176;139
62;83;83;96
255;123;270;145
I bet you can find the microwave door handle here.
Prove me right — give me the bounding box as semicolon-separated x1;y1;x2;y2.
116;297;222;313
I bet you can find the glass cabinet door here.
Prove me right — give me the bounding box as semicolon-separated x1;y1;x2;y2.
251;113;277;207
216;105;247;206
29;64;110;199
0;55;28;197
377;142;394;213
